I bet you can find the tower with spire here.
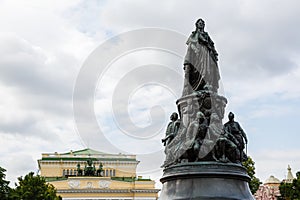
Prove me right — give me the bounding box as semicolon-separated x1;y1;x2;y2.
285;164;295;183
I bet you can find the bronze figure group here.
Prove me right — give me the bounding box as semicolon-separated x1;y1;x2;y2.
162;19;248;168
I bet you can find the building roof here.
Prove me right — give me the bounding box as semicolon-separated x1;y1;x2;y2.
61;148;105;155
39;148;138;163
264;175;280;184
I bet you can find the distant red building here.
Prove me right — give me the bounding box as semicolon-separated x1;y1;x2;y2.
254;175;280;200
254;165;295;200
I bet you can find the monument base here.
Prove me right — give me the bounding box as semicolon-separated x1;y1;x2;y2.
160;162;254;200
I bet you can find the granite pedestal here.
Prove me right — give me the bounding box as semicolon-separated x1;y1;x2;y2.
160;162;254;200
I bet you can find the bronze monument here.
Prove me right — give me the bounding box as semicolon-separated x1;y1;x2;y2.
160;19;254;200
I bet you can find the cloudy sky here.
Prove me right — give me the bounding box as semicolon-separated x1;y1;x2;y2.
1;0;300;188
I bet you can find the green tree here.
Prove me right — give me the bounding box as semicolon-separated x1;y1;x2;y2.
242;156;262;194
11;172;61;200
0;167;11;200
279;181;293;200
293;172;300;198
279;171;300;200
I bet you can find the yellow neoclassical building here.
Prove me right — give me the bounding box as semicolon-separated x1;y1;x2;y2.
38;148;159;200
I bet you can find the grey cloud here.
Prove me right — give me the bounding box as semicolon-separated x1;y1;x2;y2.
0;34;75;100
0;114;62;141
0;34;78;117
1;0;300;186
86;0;300;82
216;3;300;80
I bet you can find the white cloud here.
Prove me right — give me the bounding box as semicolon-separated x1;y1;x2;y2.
0;0;300;189
254;149;300;182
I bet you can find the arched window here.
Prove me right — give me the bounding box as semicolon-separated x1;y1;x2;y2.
113;169;116;177
105;169;109;177
63;169;66;176
66;169;69;176
110;170;112;177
